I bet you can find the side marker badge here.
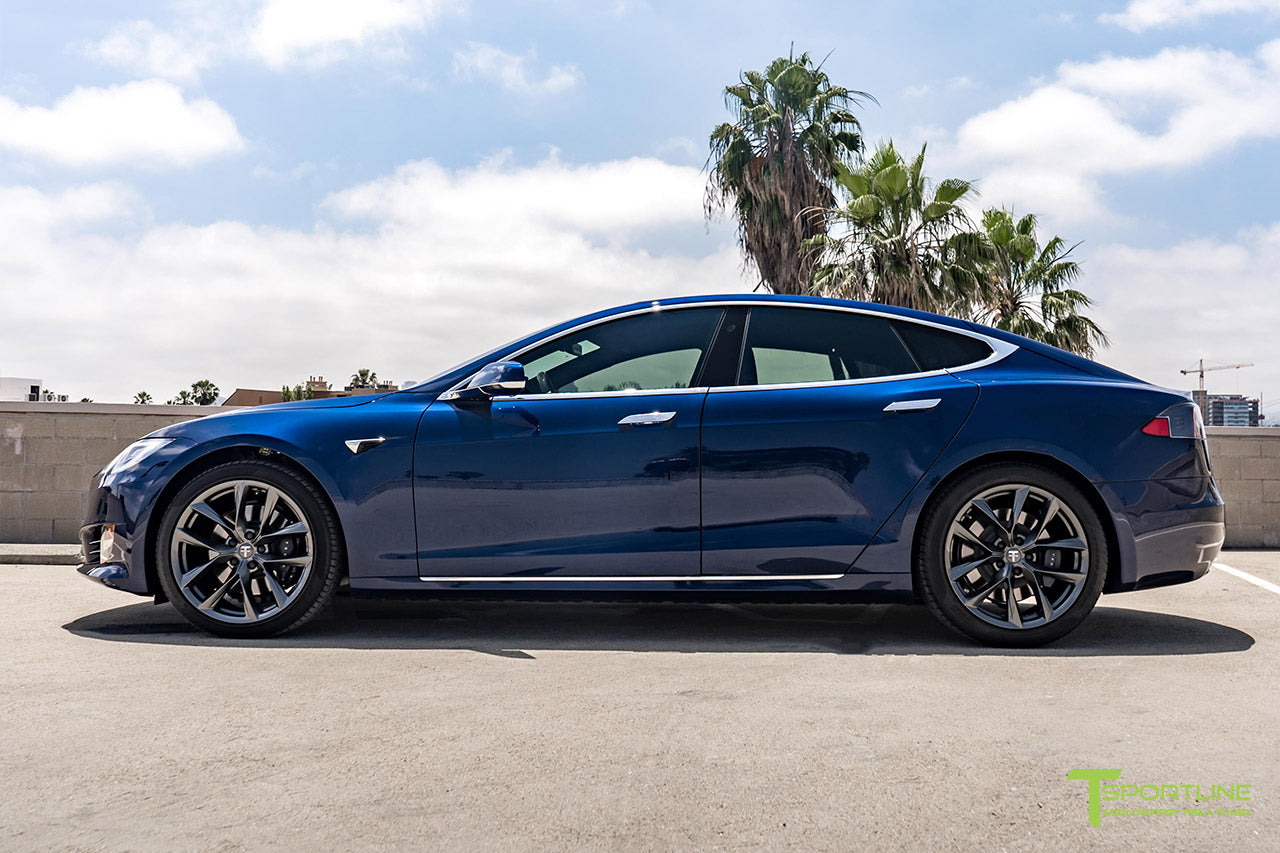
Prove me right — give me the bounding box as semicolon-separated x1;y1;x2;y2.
344;437;386;454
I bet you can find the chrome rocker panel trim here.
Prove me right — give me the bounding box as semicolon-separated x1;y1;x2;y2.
415;573;846;582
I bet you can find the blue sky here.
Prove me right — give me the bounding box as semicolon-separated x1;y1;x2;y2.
2;0;1279;414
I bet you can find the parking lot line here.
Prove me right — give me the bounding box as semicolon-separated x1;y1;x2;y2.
1215;562;1280;596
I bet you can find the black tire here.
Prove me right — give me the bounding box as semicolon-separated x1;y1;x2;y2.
155;460;344;638
916;463;1108;647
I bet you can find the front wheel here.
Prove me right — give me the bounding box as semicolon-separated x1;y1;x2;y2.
917;464;1108;647
156;460;343;638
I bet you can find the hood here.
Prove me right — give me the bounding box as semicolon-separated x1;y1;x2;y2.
230;393;390;413
145;393;390;440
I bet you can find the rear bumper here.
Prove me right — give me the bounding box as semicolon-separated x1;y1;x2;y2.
1124;520;1223;590
1103;475;1225;593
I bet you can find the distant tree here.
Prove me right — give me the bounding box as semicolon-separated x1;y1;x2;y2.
190;380;219;406
809;141;989;313
169;390;195;405
79;397;93;403
973;208;1108;358
350;369;378;388
133;391;152;404
280;382;313;402
707;50;871;294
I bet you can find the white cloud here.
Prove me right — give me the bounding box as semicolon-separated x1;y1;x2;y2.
0;156;742;402
903;84;931;98
1101;0;1280;31
1088;225;1280;407
0;80;244;168
251;0;450;69
654;136;702;164
452;42;583;95
82;0;456;78
81;19;218;82
0;182;143;231
950;39;1280;222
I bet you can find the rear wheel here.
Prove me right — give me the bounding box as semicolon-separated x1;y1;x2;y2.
156;460;343;638
917;464;1107;647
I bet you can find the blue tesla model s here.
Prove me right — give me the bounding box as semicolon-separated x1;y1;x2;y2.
77;295;1224;645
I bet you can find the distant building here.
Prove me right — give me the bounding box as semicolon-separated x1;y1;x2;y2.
223;389;285;407
0;376;43;402
343;379;399;396
1204;394;1262;427
224;375;401;407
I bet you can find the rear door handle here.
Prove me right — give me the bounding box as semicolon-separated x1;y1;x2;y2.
883;398;941;413
618;411;677;429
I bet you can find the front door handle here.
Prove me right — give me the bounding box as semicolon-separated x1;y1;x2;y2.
883;398;941;413
618;411;677;429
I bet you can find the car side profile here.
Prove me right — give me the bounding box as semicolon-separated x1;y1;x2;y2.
77;295;1225;645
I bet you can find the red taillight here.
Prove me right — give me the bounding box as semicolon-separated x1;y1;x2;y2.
1142;417;1172;437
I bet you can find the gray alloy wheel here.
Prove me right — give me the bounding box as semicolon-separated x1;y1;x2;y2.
156;460;342;638
917;464;1107;647
945;484;1090;630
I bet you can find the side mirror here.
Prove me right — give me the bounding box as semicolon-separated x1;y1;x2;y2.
440;361;527;403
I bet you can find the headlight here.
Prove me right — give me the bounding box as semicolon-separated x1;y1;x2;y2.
103;437;176;476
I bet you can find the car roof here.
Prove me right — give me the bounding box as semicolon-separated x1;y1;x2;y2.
627;293;975;330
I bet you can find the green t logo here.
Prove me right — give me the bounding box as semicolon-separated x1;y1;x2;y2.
1068;768;1123;827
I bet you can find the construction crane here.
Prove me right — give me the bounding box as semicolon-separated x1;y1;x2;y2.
1180;359;1253;393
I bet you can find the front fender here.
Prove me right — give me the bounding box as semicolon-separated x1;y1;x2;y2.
80;396;429;596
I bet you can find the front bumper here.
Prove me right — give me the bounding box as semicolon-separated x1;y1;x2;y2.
76;522;142;593
74;438;194;597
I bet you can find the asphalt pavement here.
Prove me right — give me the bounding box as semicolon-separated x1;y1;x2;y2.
2;554;1277;851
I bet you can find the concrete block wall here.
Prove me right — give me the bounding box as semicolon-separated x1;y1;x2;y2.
1;402;226;544
2;405;1277;547
1206;427;1280;548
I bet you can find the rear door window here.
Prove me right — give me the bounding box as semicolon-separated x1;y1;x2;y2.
738;307;919;386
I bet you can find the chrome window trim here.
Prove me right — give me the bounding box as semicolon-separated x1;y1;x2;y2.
440;299;1018;402
416;573;845;582
488;386;710;402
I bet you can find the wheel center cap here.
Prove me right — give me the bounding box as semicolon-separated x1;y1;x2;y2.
1003;547;1024;565
236;542;255;560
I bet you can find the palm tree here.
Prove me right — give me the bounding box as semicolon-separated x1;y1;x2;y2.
133;391;152;404
974;208;1108;357
707;50;871;294
809;141;988;313
350;369;378;388
190;380;220;406
169;390;195;405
